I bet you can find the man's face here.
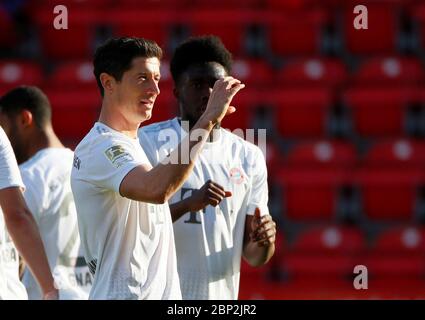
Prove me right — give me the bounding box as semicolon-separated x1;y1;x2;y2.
114;56;161;123
0;113;27;164
175;62;227;124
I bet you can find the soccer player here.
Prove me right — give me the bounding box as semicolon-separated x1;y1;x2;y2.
0;86;92;299
0;125;57;300
138;36;276;300
70;37;244;299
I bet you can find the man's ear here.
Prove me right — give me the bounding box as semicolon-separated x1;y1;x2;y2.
20;110;33;128
100;72;115;95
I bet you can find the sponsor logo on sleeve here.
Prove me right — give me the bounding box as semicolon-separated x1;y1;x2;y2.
104;145;134;168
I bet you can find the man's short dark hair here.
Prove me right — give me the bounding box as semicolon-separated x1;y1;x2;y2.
0;86;51;128
170;35;233;83
93;37;163;96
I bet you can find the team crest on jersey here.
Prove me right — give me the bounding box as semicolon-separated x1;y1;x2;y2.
229;167;244;184
104;145;133;168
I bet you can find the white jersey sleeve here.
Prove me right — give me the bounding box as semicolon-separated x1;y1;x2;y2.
87;135;151;193
0;126;24;190
246;147;269;217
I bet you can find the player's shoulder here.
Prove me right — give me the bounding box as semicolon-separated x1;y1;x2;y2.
20;148;73;179
139;118;177;137
75;122;127;155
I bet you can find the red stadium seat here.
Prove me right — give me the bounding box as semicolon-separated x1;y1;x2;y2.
343;4;399;54
265;9;329;56
363;139;425;168
343;86;421;138
291;225;365;254
277;58;348;88
47;61;97;90
373;226;425;254
285;140;357;168
361;226;425;280
108;10;173;49
0;60;44;92
278;168;349;220
352;57;425;86
351;168;425;221
282;226;365;277
270;88;333;138
231;59;275;87
363;254;425;278
278;140;355;223
45;89;101;141
187;10;261;55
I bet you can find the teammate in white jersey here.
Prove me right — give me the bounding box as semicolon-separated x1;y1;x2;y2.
70;37;244;299
0;86;92;299
139;36;276;300
0;125;57;300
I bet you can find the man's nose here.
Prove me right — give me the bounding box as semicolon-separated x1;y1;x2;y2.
147;80;160;95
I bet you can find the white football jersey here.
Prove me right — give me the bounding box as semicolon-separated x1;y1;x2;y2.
20;148;92;300
0;126;28;300
139;117;269;300
71;122;181;300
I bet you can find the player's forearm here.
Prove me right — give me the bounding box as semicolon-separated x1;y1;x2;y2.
169;198;195;222
0;188;56;295
5;209;55;294
242;241;275;267
4;207;56;295
139;116;215;203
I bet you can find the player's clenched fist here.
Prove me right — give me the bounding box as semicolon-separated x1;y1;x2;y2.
249;208;276;247
203;76;245;124
188;180;232;212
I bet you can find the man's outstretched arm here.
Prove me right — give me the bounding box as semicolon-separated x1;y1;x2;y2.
120;77;244;205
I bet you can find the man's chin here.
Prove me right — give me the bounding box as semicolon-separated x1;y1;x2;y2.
141;111;152;122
